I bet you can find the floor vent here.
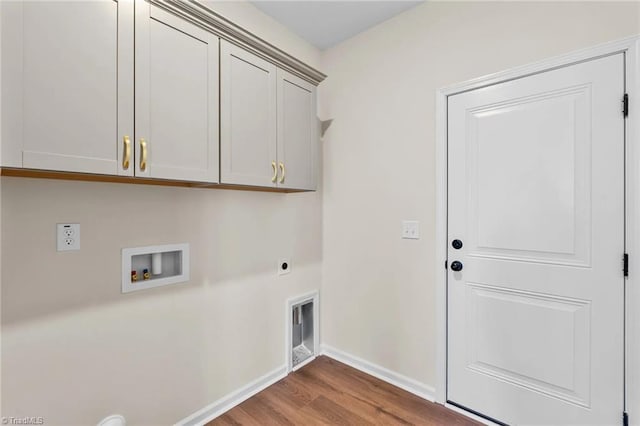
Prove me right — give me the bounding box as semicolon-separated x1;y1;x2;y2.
287;291;319;372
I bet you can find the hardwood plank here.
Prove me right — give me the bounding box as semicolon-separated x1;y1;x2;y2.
208;356;481;425
291;361;413;424
299;395;371;425
270;373;319;406
308;357;471;425
257;383;312;423
214;408;252;426
300;367;413;424
238;394;295;426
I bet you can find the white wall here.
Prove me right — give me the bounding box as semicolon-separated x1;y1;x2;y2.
201;0;319;69
320;0;639;397
0;2;321;424
4;1;640;424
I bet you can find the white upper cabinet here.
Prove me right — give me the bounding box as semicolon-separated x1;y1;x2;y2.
220;40;319;190
220;40;278;187
135;3;219;183
1;0;323;190
1;0;134;175
276;69;317;191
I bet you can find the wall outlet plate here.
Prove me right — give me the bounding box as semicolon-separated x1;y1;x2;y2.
57;223;80;251
278;258;291;275
402;220;420;240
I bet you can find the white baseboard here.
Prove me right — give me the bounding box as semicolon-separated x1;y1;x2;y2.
320;344;436;402
175;346;483;426
175;364;288;426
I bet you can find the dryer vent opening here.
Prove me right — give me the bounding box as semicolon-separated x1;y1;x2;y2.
291;300;314;368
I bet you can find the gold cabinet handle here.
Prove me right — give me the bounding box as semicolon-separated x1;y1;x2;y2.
271;161;277;183
122;135;131;170
140;138;148;171
279;162;285;184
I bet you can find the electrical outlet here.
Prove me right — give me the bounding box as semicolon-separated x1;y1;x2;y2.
278;258;291;275
402;220;420;240
57;223;80;251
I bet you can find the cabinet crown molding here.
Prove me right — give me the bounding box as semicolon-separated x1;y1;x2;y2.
151;0;327;86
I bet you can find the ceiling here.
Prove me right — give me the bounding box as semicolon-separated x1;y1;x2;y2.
250;1;423;50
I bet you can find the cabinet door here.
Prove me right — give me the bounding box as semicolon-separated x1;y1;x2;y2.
1;0;134;175
220;40;277;187
135;3;219;183
276;69;318;190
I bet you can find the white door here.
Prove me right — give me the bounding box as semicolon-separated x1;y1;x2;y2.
220;40;277;187
276;69;318;190
135;3;219;183
447;54;625;425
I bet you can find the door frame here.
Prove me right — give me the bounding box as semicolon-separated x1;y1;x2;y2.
435;35;640;422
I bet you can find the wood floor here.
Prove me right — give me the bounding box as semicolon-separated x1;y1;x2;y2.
209;356;481;425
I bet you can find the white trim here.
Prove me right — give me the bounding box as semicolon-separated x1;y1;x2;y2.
321;344;435;402
624;38;640;425
174;364;288;426
435;84;448;405
286;290;320;373
435;34;640;420
440;35;639;96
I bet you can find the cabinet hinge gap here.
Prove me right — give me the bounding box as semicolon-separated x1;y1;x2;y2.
623;411;628;426
624;253;629;277
623;93;629;117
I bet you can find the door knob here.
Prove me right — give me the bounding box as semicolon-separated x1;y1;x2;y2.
452;239;463;249
450;261;463;272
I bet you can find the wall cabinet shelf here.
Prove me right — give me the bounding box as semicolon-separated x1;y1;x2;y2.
1;0;325;192
0;168;309;193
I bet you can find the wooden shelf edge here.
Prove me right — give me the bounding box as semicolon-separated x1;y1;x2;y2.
0;168;308;194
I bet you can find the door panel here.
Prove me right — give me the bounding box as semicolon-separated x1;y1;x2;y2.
2;0;133;175
135;4;219;182
471;86;590;262
447;54;624;425
467;283;591;407
220;40;277;187
277;69;317;190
